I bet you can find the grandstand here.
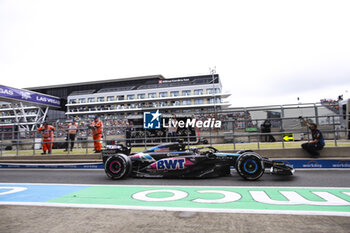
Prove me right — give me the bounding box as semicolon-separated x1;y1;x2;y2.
25;74;231;122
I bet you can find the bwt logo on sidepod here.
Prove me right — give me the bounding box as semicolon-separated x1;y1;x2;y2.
143;110;161;129
150;158;194;170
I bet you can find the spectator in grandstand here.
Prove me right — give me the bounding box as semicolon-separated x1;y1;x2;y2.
168;114;178;142
64;119;78;152
37;122;55;155
261;120;275;142
90;116;103;153
300;117;325;158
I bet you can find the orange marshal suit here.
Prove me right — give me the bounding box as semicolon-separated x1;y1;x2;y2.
37;125;55;153
90;119;103;152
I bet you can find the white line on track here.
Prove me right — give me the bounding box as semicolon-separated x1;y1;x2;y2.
0;201;349;217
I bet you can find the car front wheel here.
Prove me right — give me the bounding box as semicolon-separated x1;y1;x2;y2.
235;152;264;181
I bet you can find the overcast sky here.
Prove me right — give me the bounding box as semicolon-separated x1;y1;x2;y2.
1;0;349;107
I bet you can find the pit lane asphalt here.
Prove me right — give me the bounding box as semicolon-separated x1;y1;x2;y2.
0;169;350;187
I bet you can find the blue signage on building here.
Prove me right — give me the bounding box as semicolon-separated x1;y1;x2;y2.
143;110;161;129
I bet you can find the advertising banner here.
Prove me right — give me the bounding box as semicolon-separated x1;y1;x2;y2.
0;85;60;107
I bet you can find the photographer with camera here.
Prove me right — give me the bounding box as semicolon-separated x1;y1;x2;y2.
299;116;325;158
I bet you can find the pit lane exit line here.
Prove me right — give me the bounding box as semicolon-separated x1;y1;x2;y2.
0;183;350;217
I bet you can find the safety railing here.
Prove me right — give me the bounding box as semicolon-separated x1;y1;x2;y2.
0;114;349;156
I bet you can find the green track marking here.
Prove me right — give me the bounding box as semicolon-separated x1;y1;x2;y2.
48;186;350;215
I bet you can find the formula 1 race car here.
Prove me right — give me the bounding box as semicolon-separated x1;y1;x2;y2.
102;142;295;181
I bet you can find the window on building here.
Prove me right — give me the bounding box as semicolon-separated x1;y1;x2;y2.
194;89;203;95
137;94;145;99
208;98;221;104
183;109;191;113
97;97;105;102
160;101;167;107
159;92;168;98
127;94;135;100
148;93;156;98
182;90;191;96
183;100;192;105
117;95;124;101
194;99;204;105
78;98;86;103
88;98;95;103
170;91;179;97
69;99;77;104
207;88;221;94
173;100;180;106
107;96;115;101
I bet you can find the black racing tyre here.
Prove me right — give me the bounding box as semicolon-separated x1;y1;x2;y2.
104;154;132;180
237;149;253;154
235;152;264;181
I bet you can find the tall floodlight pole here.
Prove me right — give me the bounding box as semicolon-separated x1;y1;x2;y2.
209;67;217;120
209;67;216;146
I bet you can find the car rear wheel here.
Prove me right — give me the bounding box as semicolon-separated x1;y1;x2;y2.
105;154;132;179
235;152;264;181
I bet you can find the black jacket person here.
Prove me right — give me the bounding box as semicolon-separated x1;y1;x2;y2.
300;117;325;158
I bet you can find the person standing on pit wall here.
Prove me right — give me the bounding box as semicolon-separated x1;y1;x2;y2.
299;116;325;158
64;119;78;152
37;121;55;155
90;116;103;153
261;120;276;142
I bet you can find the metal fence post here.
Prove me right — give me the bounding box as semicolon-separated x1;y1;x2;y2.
232;122;236;150
67;133;70;155
104;130;107;152
209;123;212;146
32;130;35;156
0;131;3;157
187;129;190;148
314;104;319;126
332;115;337;147
306;117;310;142
86;136;88;154
144;129;147;150
16;127;19;156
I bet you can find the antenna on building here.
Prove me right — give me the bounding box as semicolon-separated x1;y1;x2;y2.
209;66;216;75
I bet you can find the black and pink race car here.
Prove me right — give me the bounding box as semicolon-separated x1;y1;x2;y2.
102;142;294;181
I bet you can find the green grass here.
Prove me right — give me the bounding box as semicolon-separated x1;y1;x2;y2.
1;140;349;156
